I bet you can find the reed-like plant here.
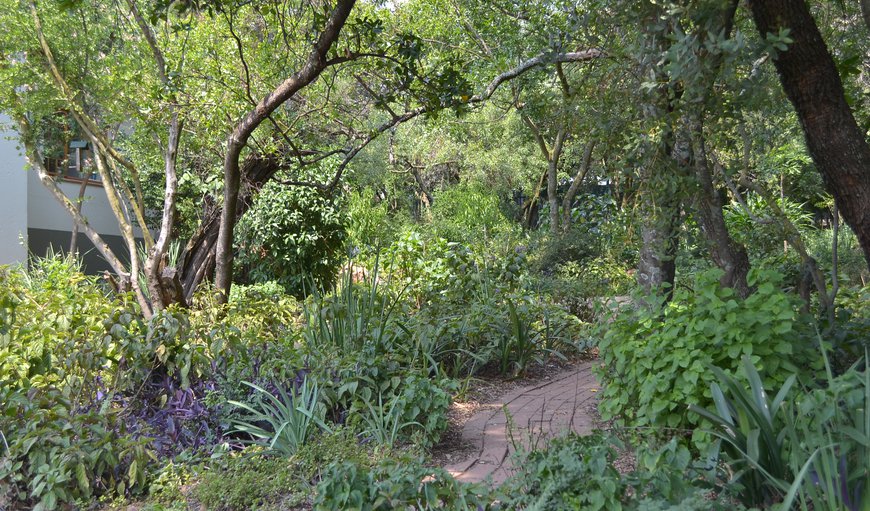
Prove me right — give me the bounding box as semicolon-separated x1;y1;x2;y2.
228;378;331;456
358;391;421;448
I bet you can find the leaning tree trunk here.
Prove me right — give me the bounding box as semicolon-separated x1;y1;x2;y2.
748;0;870;271
214;0;357;302
679;117;751;298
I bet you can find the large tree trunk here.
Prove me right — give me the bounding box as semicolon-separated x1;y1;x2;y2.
180;153;280;302
637;172;681;300
214;0;356;302
679;117;751;298
748;0;870;271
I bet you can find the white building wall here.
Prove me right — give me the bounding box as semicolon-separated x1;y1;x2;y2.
0;115;28;266
27;170;127;236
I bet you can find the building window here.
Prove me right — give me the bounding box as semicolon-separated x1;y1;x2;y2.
45;139;102;185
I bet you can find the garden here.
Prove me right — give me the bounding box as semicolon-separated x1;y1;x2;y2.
1;0;869;510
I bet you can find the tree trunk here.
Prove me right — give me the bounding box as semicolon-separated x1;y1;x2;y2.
861;0;870;32
547;129;566;234
180;153;280;302
637;169;680;300
561;140;596;231
748;0;870;271
681;117;751;297
214;0;356;302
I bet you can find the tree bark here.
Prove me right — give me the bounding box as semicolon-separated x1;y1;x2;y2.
546;129;567;234
180;152;280;302
561;140;596;231
637;189;680;300
748;0;870;271
860;0;870;32
214;0;356;302
684;118;751;297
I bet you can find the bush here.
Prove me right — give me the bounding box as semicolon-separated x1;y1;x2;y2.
497;433;742;511
0;257;153;510
429;182;516;248
314;458;492;510
691;348;869;510
0;384;152;510
596;269;819;439
235;175;348;297
496;433;627;510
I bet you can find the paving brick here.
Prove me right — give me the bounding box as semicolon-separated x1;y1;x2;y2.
444;363;599;485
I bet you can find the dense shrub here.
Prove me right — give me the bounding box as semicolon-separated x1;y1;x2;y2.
314;458;492;510
235;174;348;296
0;384;152;510
429;182;516;247
0;258;151;509
194;429;389;511
690;350;869;510
596;269;819;439
497;433;740;511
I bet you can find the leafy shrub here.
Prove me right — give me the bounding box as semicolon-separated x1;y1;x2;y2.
0;258;153;510
429;182;515;248
195;428;392;511
497;433;627;510
557;256;634;298
314;458;492;510
236;175;348;297
692;348;870;510
528;226;600;275
597;269;818;438
689;357;794;507
0;384;151;510
496;433;741;511
347;189;406;259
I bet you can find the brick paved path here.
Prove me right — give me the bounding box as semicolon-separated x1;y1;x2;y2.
443;362;599;485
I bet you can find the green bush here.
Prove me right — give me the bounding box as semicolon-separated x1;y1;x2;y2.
497;433;627;510
235;175;348;297
691;348;869;510
347;189;407;259
0;384;152;510
496;433;742;511
314;458;491;510
596;269;819;439
429;182;515;248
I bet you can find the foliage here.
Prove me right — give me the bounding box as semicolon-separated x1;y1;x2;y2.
596;268;818;437
689;357;795;507
302;260;406;358
0;384;152;511
497;433;627;510
314;458;492;510
228;378;331;457
691;347;869;510
195;428;392;511
236;171;348;297
784;349;870;511
429;182;516;248
347;189;408;259
357;391;421;449
0;257;152;510
496;433;740;511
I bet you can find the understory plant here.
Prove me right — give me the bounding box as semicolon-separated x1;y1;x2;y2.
228;378;331;457
691;347;869;510
597;268;817;436
314;458;493;511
